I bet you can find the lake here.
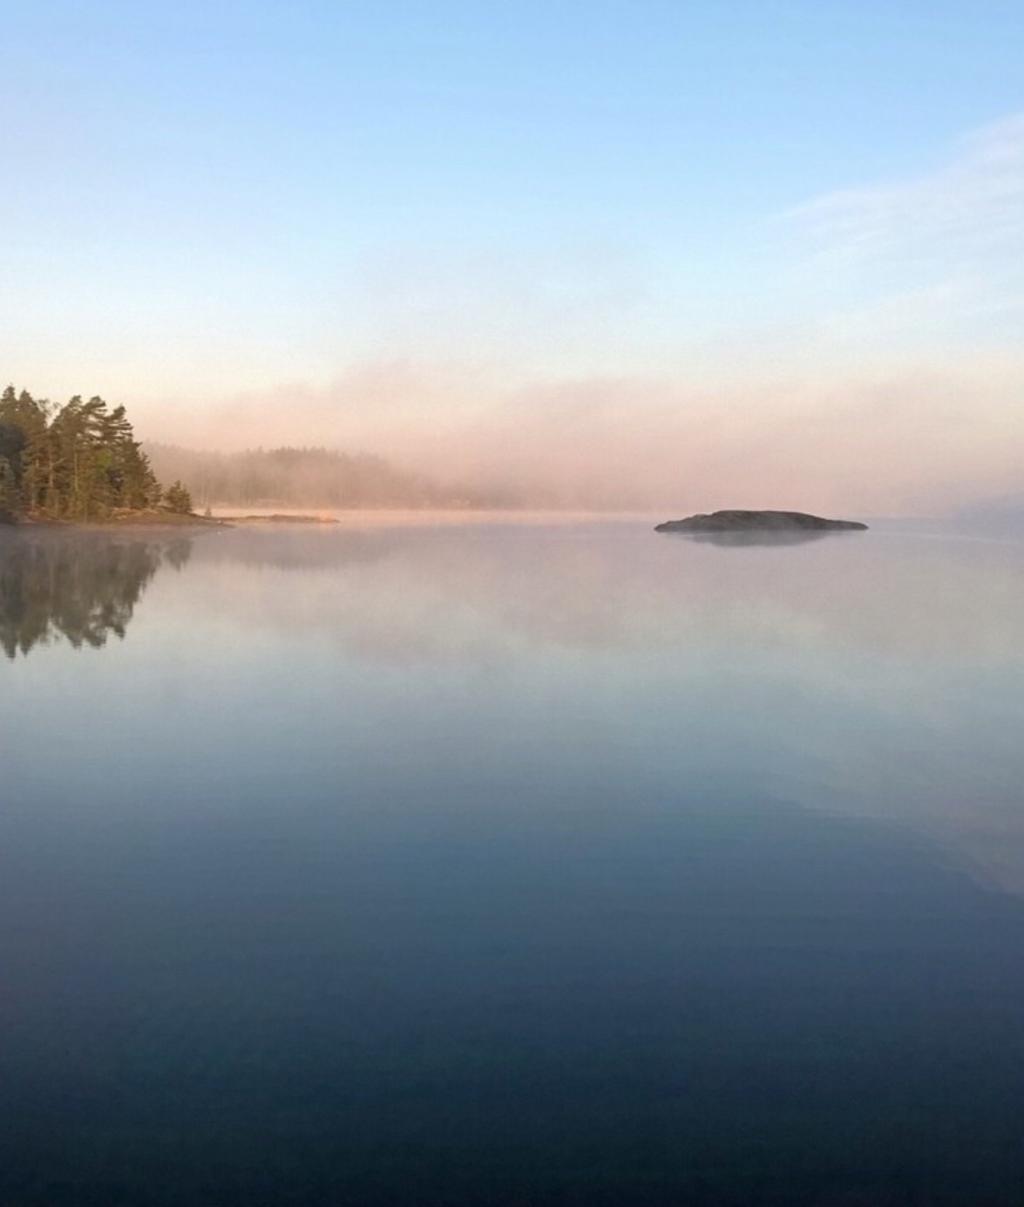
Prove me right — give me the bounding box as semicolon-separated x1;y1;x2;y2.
2;516;1024;1206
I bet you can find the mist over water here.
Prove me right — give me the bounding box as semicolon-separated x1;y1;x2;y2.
135;361;1024;516
3;517;1024;1204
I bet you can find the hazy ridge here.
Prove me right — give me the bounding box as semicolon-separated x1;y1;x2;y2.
145;443;518;510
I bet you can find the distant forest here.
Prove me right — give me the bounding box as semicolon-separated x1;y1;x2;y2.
145;444;509;510
0;385;189;521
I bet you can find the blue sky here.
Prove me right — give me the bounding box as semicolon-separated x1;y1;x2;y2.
3;1;1023;509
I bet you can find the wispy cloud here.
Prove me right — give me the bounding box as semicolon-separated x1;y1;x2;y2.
772;111;1024;365
792;113;1024;269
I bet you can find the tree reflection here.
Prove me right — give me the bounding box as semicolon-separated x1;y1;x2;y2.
0;533;190;658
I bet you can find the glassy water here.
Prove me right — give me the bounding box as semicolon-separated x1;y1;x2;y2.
2;518;1024;1206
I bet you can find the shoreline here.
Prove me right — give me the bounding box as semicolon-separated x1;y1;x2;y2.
2;511;230;531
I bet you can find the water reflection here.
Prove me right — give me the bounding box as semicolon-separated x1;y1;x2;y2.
0;532;190;658
670;528;861;546
4;522;1024;895
170;521;1024;667
155;521;1024;894
3;518;1024;1204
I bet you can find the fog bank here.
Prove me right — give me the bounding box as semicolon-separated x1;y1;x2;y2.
135;355;1024;516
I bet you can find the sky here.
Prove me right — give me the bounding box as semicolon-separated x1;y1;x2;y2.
3;0;1023;512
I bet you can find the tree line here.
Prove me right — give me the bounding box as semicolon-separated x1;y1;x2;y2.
0;385;192;521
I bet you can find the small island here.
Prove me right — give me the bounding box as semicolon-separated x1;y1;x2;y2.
655;510;868;534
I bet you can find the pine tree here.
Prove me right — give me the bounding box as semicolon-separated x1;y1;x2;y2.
0;453;19;522
163;480;193;514
15;391;51;512
0;389;27;520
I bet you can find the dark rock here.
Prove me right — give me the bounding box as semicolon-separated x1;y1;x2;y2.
655;509;868;534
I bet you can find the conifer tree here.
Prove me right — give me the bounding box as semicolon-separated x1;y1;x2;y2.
163;480;193;514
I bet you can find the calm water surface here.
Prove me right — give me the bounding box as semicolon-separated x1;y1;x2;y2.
2;517;1024;1206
